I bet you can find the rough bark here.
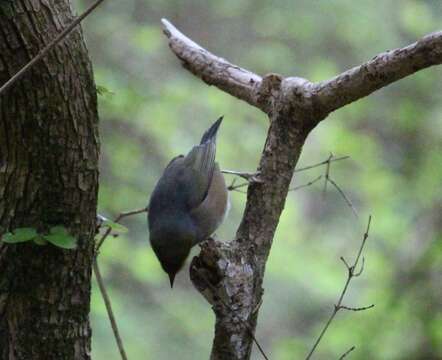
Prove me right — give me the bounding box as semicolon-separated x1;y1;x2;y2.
0;1;99;359
162;20;442;360
314;31;442;113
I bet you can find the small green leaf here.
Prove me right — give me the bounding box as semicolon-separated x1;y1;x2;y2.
96;214;128;234
49;226;69;235
44;226;77;249
104;220;129;233
96;85;115;97
33;236;47;246
2;227;38;243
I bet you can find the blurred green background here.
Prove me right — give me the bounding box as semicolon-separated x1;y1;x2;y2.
73;0;442;359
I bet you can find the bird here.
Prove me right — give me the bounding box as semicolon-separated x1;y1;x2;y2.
147;117;229;287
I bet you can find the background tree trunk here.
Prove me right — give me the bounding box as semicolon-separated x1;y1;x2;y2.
0;1;99;359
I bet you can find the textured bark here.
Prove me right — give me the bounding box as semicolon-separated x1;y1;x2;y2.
190;76;324;359
0;1;99;359
314;31;442;113
161;19;265;112
162;20;442;359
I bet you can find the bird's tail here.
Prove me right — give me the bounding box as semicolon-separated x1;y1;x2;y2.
200;116;223;144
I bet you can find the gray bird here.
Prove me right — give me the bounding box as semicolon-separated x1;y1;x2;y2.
148;117;229;287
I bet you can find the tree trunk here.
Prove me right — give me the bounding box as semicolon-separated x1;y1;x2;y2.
190;76;322;359
0;1;99;359
162;20;442;359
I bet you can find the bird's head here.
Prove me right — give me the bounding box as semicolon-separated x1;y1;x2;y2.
149;219;195;287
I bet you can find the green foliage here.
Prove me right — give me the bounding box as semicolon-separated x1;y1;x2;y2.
33;236;48;246
98;215;129;233
2;227;38;243
1;226;77;249
44;226;77;249
96;84;115;97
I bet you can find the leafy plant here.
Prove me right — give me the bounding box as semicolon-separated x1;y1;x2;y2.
1;226;77;249
45;226;77;249
96;84;115;97
97;214;129;233
2;228;38;243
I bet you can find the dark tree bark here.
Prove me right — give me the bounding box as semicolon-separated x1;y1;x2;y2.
162;20;442;360
0;1;99;359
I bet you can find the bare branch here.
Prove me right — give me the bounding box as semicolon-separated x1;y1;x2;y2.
225;154;349;192
340;256;351;272
314;31;442;114
93;207;148;360
305;216;373;360
338;304;375;312
322;153;334;198
354;216;372;267
161;19;272;112
353;257;365;277
115;207;149;222
327;177;359;218
96;207;148;251
294;156;350;173
316;154;358;217
339;346;356;360
162;19;442;120
227;178;250;193
222;169;262;182
93;261;128;360
289;175;322;192
0;0;105;96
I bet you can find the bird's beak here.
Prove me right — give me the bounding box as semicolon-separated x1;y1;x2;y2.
168;273;176;288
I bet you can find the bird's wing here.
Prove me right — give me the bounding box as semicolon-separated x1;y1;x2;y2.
164;155;184;170
149;151;212;213
190;163;229;244
181;116;223;206
149;118;223;214
181;139;216;207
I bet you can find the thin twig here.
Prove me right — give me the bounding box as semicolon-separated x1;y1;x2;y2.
322;153;334;198
93;260;128;360
353;257;365;277
338;304;374;312
227;178;250;193
93;207;148;360
327;177;359;218
289;175;322;192
229;187;248;194
227;177;237;190
338;346;356;360
96;207;148;251
309;153;358;218
305;216;373;360
221;170;262;182
192;267;270;360
0;0;105;96
295;156;349;173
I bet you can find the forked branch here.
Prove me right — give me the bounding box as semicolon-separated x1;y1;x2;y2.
162;19;442;120
160;18;442;360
